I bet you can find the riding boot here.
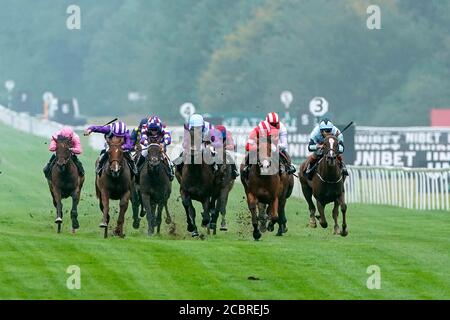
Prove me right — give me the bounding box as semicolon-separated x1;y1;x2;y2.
280;149;296;175
96;151;107;176
125;152;138;177
231;163;239;178
340;161;349;176
72;155;85;177
305;157;318;180
164;157;175;181
43;154;56;179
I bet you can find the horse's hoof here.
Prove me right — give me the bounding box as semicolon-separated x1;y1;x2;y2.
139;210;146;218
165;217;172;225
253;230;262;240
220;226;228;231
276;231;283;236
267;223;274;232
71;229;76;234
132;219;140;229
72;220;79;230
99;222;108;228
334;227;340;235
55;217;62;223
309;221;317;228
191;231;199;237
283;225;288;233
341;229;348;237
320;222;328;229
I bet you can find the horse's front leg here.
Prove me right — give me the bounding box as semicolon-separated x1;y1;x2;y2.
316;200;328;229
181;190;197;236
53;188;63;233
155;203;163;234
267;196;279;232
276;198;287;236
201;198;211;228
247;192;261;240
141;192;154;236
208;198;220;235
99;191;110;238
332;200;340;235
131;185;141;229
114;190;130;238
339;192;348;237
70;189;80;232
301;183;316;228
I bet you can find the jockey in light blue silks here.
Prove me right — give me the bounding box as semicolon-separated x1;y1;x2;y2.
173;114;222;173
136;116;174;181
304;118;348;180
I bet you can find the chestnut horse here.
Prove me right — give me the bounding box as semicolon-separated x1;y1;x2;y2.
95;136;134;238
132;143;173;236
175;129;218;237
299;135;348;236
241;135;294;240
47;136;84;233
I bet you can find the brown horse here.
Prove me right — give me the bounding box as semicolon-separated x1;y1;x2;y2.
46;136;84;233
176;129;217;237
241;135;294;240
299;135;348;236
95;136;134;238
132;143;173;236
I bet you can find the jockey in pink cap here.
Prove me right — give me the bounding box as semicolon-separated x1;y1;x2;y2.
43;126;84;178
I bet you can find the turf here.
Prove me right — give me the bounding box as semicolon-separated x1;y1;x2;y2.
0;123;449;299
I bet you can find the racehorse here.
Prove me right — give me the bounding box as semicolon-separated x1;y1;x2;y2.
176;129;218;237
95;136;134;238
299;134;348;236
132;143;173;236
241;134;294;240
208;148;235;234
46;135;84;233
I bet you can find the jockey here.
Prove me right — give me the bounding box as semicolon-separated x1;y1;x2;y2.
130;117;149;149
43;126;84;179
173;114;221;171
305;118;348;179
84;121;138;176
214;124;239;179
242;120;277;179
137;116;174;181
265;112;296;174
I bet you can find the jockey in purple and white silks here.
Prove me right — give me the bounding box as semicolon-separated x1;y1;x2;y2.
136;116;174;181
85;121;137;176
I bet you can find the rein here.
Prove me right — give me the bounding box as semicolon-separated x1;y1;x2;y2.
315;172;343;184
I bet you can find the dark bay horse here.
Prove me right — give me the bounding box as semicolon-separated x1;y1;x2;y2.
95;136;133;238
241;135;294;240
208;149;235;234
299;135;348;236
132;143;173;236
46;136;84;233
176;129;218;237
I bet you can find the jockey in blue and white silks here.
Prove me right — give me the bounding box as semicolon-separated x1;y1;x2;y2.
305;118;348;179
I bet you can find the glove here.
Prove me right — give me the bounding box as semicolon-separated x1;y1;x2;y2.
338;144;344;153
271;144;277;153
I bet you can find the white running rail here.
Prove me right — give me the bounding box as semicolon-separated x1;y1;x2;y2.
345;165;450;210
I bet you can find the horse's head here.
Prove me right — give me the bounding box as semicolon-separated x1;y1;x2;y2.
257;133;278;175
55;135;72;172
107;136;124;178
322;135;339;166
147;143;163;170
